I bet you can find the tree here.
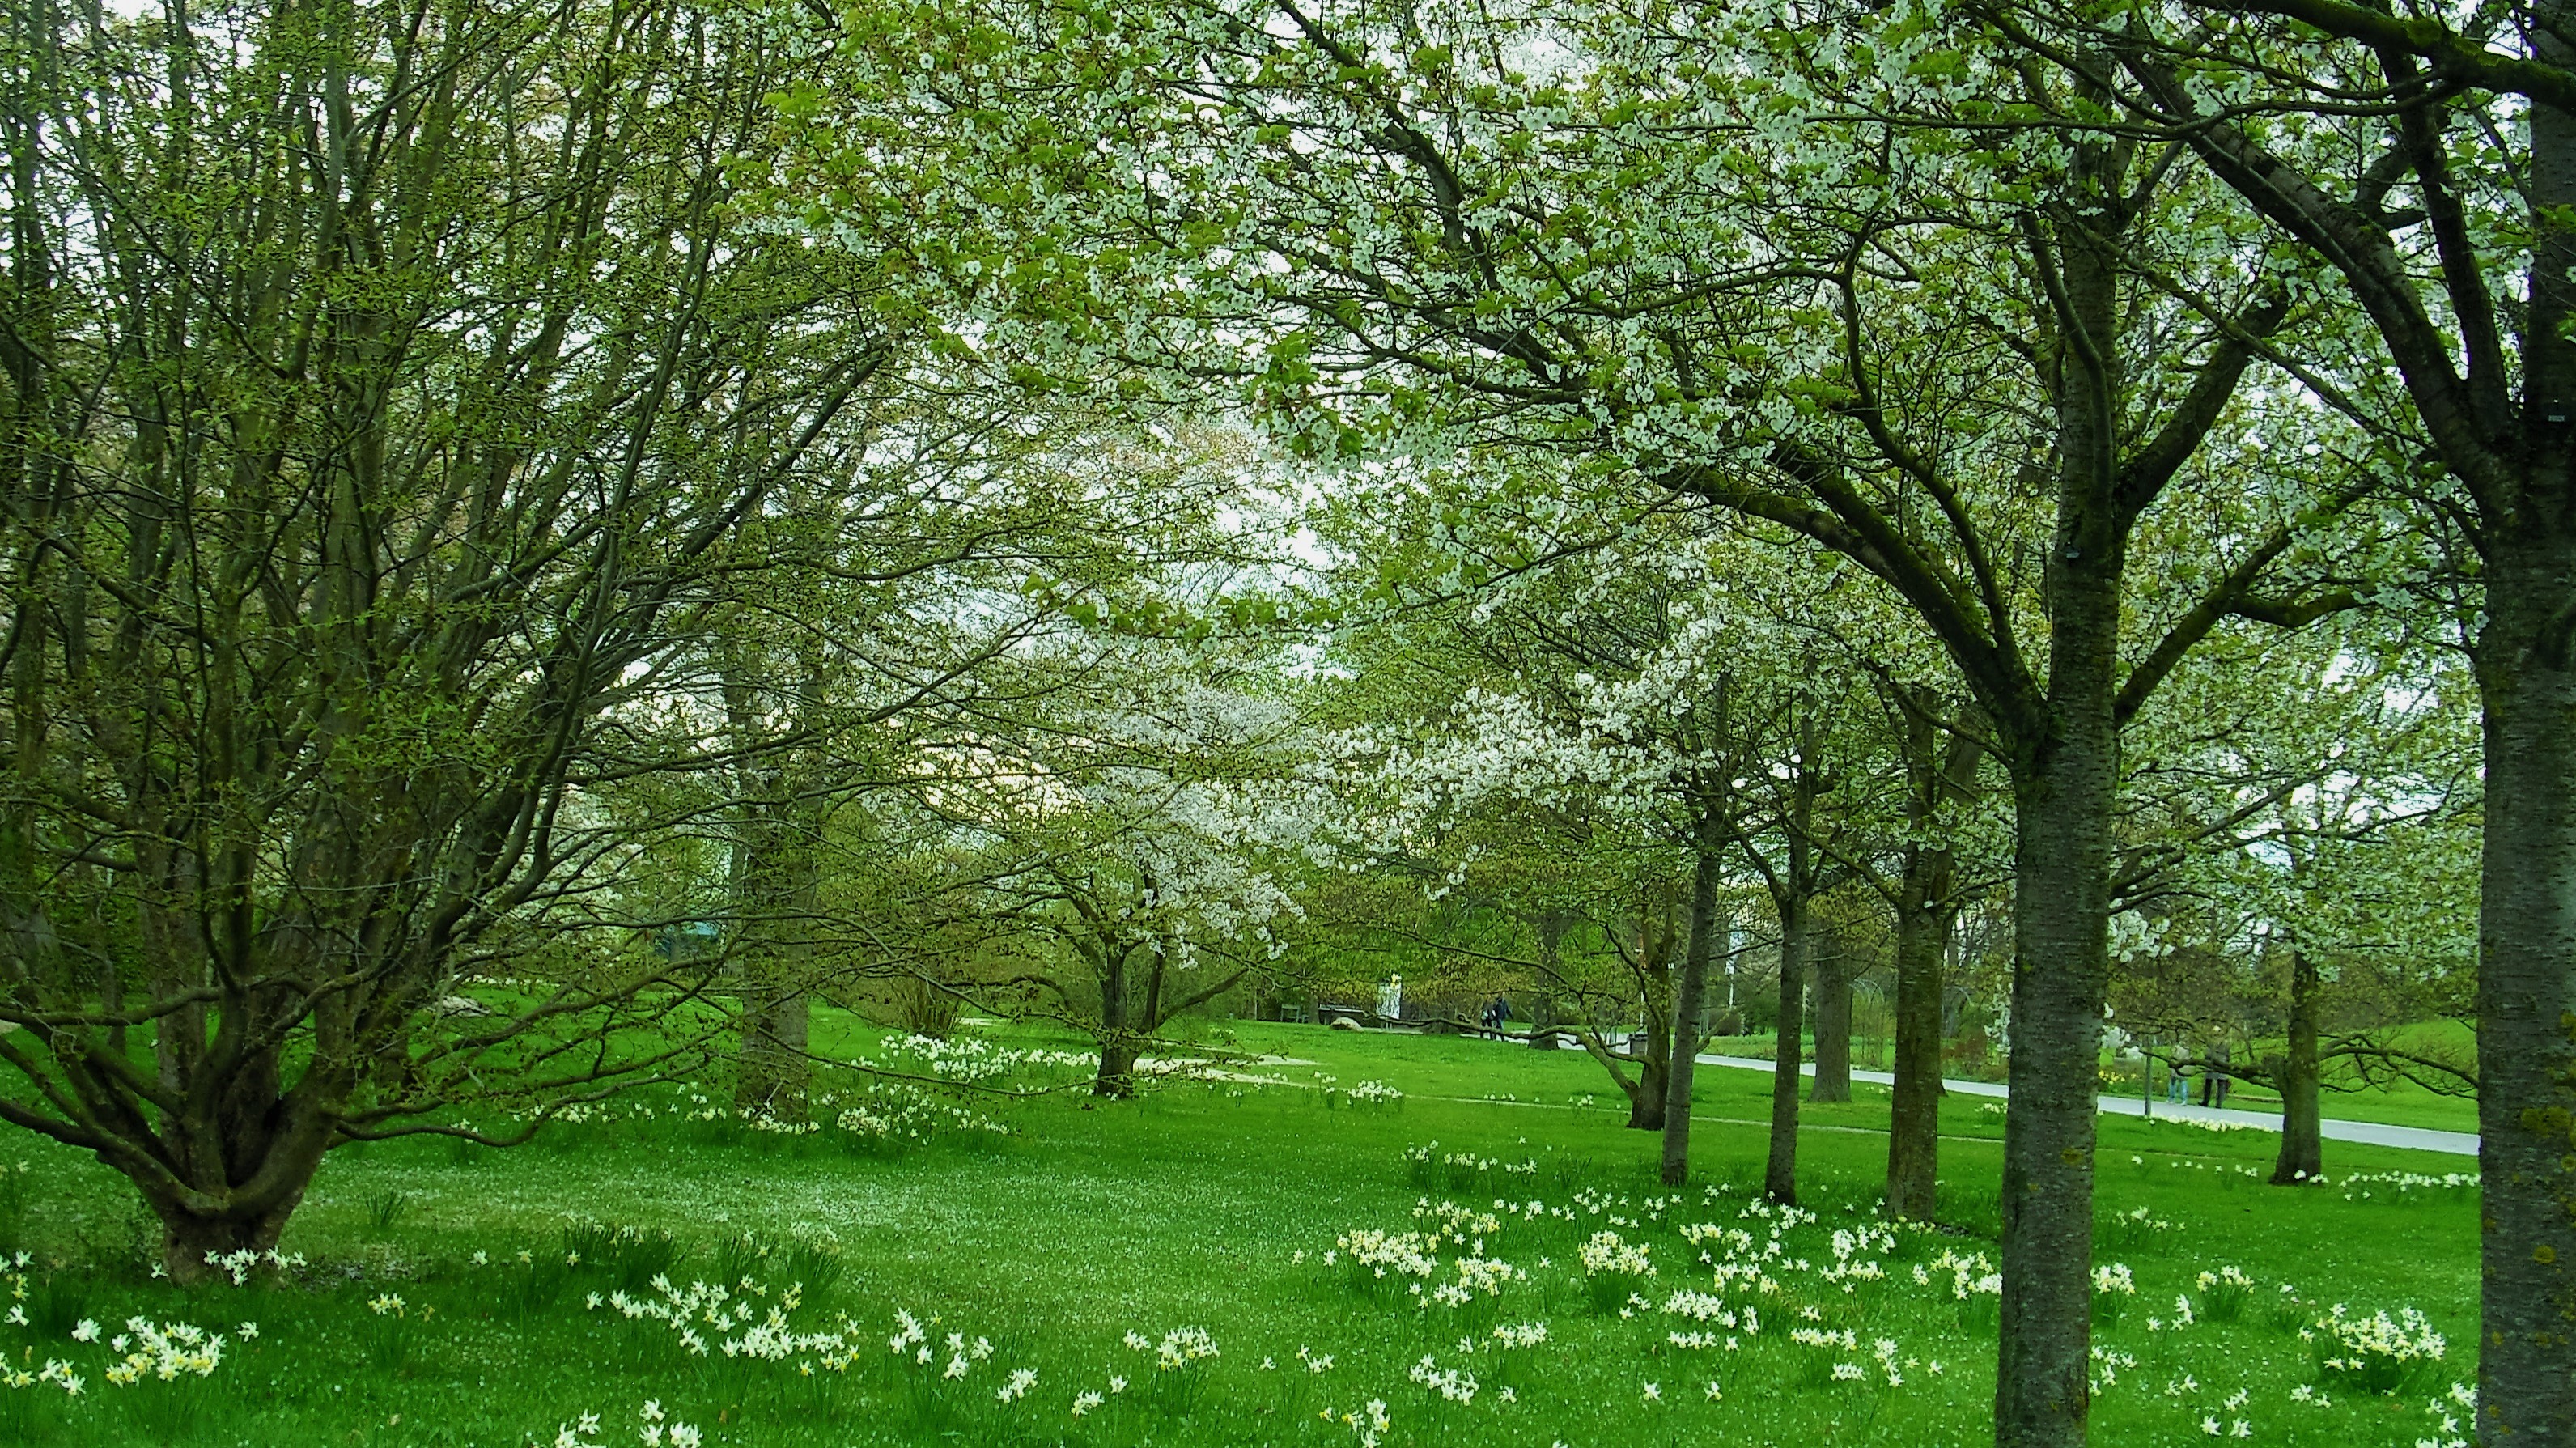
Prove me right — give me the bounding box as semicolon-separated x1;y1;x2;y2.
2107;616;2480;1183
698;384;1264;1113
790;8;2400;1439
951;648;1327;1097
1832;678;1995;1218
0;0;902;1277
2081;13;2572;1429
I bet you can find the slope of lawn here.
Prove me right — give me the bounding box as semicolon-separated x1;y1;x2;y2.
0;1018;2476;1447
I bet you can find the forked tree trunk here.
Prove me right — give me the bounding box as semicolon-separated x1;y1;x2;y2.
1624;1030;1670;1131
1808;936;1852;1103
138;1068;341;1284
156;1198;308;1286
2269;949;2322;1185
1661;824;1725;1186
1624;888;1677;1131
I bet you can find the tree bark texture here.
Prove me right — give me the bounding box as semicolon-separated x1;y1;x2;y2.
1995;743;2116;1447
2268;949;2322;1185
1765;886;1810;1204
1809;936;1853;1103
1993;113;2128;1448
1887;847;1956;1220
1094;941;1136;1098
1662;818;1726;1186
2474;533;2576;1438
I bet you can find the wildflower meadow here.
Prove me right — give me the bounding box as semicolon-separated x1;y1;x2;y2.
0;1017;2476;1447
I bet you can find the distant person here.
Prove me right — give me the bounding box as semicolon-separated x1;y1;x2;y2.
1485;996;1510;1032
2166;1064;2187;1104
2200;1041;2231;1108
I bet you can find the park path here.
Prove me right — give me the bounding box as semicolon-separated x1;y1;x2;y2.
1690;1053;2480;1158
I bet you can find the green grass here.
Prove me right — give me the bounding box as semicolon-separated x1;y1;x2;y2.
0;1018;2478;1446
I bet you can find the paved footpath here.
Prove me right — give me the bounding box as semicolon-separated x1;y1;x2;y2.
1691;1054;2479;1158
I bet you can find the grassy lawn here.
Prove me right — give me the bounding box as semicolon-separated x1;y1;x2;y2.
0;1019;2476;1446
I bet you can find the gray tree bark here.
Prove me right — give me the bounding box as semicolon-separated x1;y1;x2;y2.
1808;936;1853;1103
2118;34;2576;1435
2473;531;2576;1436
2268;949;2323;1185
1989;111;2130;1439
1661;809;1727;1185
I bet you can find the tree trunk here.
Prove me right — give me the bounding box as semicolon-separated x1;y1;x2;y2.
1887;851;1954;1220
1661;822;1725;1186
1527;995;1561;1049
1993;111;2128;1446
1625;1040;1669;1131
1094;941;1135;1098
2269;949;2322;1185
1764;888;1809;1203
724;641;824;1120
129;1057;339;1285
1995;742;2114;1447
1626;888;1676;1131
732;803;817;1119
1809;935;1852;1103
737;986;812;1119
1886;693;1976;1221
2473;530;2576;1440
155;1194;308;1286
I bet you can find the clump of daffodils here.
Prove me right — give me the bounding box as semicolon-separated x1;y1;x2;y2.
2;1358;83;1395
2196;1265;2254;1322
100;1318;225;1386
1441;1255;1521;1302
833;1082;1008;1149
1407;1352;1479;1403
604;1275;860;1373
1334;1229;1439;1286
202;1248;305;1287
1916;1248;2002;1303
1577;1230;1655;1312
2092;1263;2137;1326
2307;1304;2446;1395
636;1399;703;1448
1126;1326;1219;1373
1410;1198;1501;1244
1322;1396;1390;1448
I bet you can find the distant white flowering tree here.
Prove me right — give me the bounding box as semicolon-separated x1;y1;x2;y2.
951;656;1334;1096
